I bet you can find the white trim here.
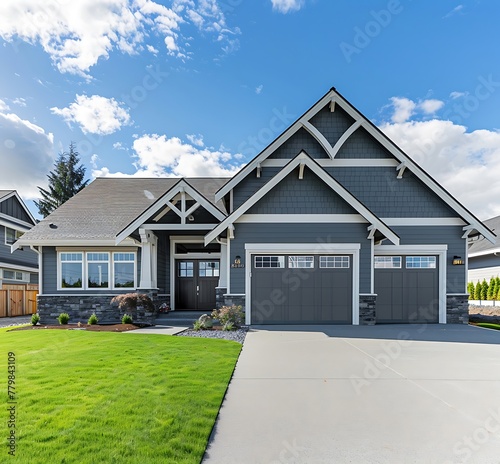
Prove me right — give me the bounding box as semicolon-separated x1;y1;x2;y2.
142;223;217;230
30;245;42;294
115;180;226;245
206;152;400;246
374;244;448;324
0;218;32;232
0;261;38;273
13;238;138;251
301;120;336;159
0;191;36;225
237;214;366;224
469;247;500;258
380;218;467;226
331;120;363;158
244;243;360;325
261;159;399;168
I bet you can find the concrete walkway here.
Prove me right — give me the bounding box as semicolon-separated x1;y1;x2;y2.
203;324;500;464
124;324;187;335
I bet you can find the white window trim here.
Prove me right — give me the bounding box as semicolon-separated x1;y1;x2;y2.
4;226;23;246
288;255;314;269
319;255;350;269
374;244;447;323
245;243;360;325
86;252;111;290
374;256;402;269
2;269;29;282
57;249;137;291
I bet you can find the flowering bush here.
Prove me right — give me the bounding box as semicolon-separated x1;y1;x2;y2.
111;293;155;312
211;305;244;328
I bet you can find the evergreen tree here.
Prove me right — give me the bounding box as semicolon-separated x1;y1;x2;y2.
467;282;475;300
481;279;489;301
475;281;482;301
487;277;496;300
34;143;89;217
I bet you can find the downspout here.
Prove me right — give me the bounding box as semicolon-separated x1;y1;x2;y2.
30;246;42;295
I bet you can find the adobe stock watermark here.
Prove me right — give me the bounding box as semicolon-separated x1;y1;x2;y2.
340;0;404;63
444;405;500;463
270;439;307;464
237;107;296;159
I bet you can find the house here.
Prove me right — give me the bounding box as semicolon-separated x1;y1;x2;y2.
14;88;495;325
468;214;499;283
0;190;39;317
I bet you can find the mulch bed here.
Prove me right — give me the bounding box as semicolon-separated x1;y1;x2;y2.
9;323;144;332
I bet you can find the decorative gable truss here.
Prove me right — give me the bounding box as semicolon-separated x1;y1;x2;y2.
214;88;496;244
115;179;227;245
205;151;400;246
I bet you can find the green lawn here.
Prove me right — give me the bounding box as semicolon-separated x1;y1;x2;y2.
1;328;241;464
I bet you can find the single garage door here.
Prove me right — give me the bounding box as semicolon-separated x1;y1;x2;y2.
250;254;352;324
374;255;439;323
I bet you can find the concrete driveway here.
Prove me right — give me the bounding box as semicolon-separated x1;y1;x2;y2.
203;324;500;464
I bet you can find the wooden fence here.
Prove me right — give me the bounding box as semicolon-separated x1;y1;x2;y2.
0;284;38;317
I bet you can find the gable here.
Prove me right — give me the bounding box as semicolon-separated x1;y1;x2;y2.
336;126;394;159
247;169;358;215
308;105;355;147
269;127;327;160
0;194;35;225
147;200;222;225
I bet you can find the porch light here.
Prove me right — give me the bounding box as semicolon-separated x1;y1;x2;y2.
452;256;464;265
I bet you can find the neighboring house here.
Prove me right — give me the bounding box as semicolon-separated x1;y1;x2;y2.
15;88;495;325
0;190;39;317
468;215;500;283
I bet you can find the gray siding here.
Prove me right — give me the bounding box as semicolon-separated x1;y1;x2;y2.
233;167;281;210
328;168;458;218
309;105;355;147
336;127;393;159
0;226;38;268
230;222;372;294
269;128;327;160
0;196;33;224
391;225;466;293
247;170;358;215
469;254;500;270
42;246;142;294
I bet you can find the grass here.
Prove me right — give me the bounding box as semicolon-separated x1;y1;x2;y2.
473;322;500;331
1;328;241;463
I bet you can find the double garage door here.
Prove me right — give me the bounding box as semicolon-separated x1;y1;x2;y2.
250;254;352;324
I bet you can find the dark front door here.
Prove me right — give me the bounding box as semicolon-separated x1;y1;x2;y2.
175;259;219;310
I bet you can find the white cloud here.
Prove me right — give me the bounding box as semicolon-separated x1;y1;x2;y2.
444;4;464;18
146;44;159;54
0;110;54;199
13;98;26;107
0;99;10;112
255;85;263;95
380;118;500;219
271;0;305;14
186;133;204;147
419;99;444;114
51;94;131;135
0;0;240;78
390;97;416;123
450;91;466;99
92;133;244;178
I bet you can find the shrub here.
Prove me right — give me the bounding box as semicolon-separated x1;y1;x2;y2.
193;320;202;331
122;314;133;324
211;305;244;327
111;293;155;312
31;313;40;326
88;313;98;325
58;313;70;325
475;281;482;301
222;321;235;331
467;282;475;300
481;279;489;301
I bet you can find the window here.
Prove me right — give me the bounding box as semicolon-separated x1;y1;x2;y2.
288;256;314;268
114;253;135;288
254;256;285;268
374;256;401;269
60;252;83;288
406;256;436;269
320;256;350;268
5;227;23;245
178;261;194;277
87;253;109;288
199;261;219;277
2;270;26;281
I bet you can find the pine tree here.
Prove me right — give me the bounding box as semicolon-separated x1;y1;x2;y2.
481;279;489;301
34;142;89;217
487;277;496;300
475;281;482;301
467;282;475;300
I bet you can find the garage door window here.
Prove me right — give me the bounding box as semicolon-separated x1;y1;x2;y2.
255;256;285;268
320;256;350;268
288;256;314;268
374;256;401;269
406;256;436;269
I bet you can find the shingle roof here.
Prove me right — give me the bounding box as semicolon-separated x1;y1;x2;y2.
18;177;230;243
468;215;500;254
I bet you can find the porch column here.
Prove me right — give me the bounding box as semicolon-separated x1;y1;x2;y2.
139;229;157;289
219;239;228;288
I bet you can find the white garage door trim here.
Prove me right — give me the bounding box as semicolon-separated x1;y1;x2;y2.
374;244;448;324
245;243;361;325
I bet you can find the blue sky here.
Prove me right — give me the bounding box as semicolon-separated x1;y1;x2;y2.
1;0;500;219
